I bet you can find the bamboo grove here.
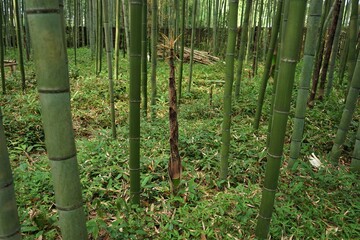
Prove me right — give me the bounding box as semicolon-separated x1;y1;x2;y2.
0;0;359;239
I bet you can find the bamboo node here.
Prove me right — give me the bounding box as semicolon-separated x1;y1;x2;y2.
258;214;272;220
56;201;83;211
129;168;141;171
49;153;77;161
267;152;282;159
26;8;60;15
0;179;13;190
263;186;277;192
281;58;297;63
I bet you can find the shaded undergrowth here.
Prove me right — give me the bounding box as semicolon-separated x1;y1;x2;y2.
1;48;359;239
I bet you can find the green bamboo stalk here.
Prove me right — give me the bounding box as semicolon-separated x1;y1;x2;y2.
213;0;220;55
255;0;307;238
318;0;342;100
103;0;117;139
0;0;5;94
122;0;130;55
350;121;360;171
142;0;148;117
219;0;239;180
234;0;253;98
345;0;358;86
151;0;158;119
326;0;345;97
266;0;290;147
288;0;323;169
252;0;264;75
129;0;142;205
246;0;258;63
177;0;186;104
13;0;26;92
253;0;283;130
96;0;103;75
187;0;198;93
307;0;331;107
114;0;121;79
0;107;21;240
74;0;78;65
329;53;360;165
26;1;88;238
338;29;349;85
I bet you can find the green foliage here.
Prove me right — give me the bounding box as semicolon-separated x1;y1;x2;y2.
1;48;359;239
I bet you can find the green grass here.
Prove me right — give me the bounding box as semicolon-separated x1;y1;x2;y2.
1;48;359;239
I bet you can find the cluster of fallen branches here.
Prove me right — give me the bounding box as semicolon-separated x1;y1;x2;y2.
157;46;220;65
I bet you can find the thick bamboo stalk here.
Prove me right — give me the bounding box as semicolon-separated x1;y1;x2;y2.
177;0;186;104
318;0;342;100
326;0;346;96
0;107;21;240
234;0;252;98
345;0;358;86
129;0;142;205
0;0;5;94
13;0;26;92
26;1;88;238
351;121;360;171
255;0;307;237
219;0;239;180
330;53;360;165
288;0;323;169
151;0;158;119
253;0;282;130
142;0;148;117
103;0;117;139
115;0;121;79
187;0;198;93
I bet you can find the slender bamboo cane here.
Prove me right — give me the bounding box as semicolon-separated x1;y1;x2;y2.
219;0;239;180
122;0;130;55
103;0;117;139
151;0;158;119
326;0;346;96
0;107;21;240
13;0;26;92
345;0;358;86
74;0;78;65
252;0;264;75
187;0;198;93
351;121;360;171
115;0;121;79
253;0;282;130
142;0;148;117
318;0;342;100
266;0;290;147
234;0;252;99
213;0;220;55
177;0;186;104
255;0;307;238
26;1;88;238
338;29;349;85
288;0;323;169
129;0;142;205
0;0;5;94
308;0;331;107
330;53;360;165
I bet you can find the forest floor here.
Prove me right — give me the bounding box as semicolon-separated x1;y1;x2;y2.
1;48;359;239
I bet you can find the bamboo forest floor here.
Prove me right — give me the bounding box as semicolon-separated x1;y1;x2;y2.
2;48;359;239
